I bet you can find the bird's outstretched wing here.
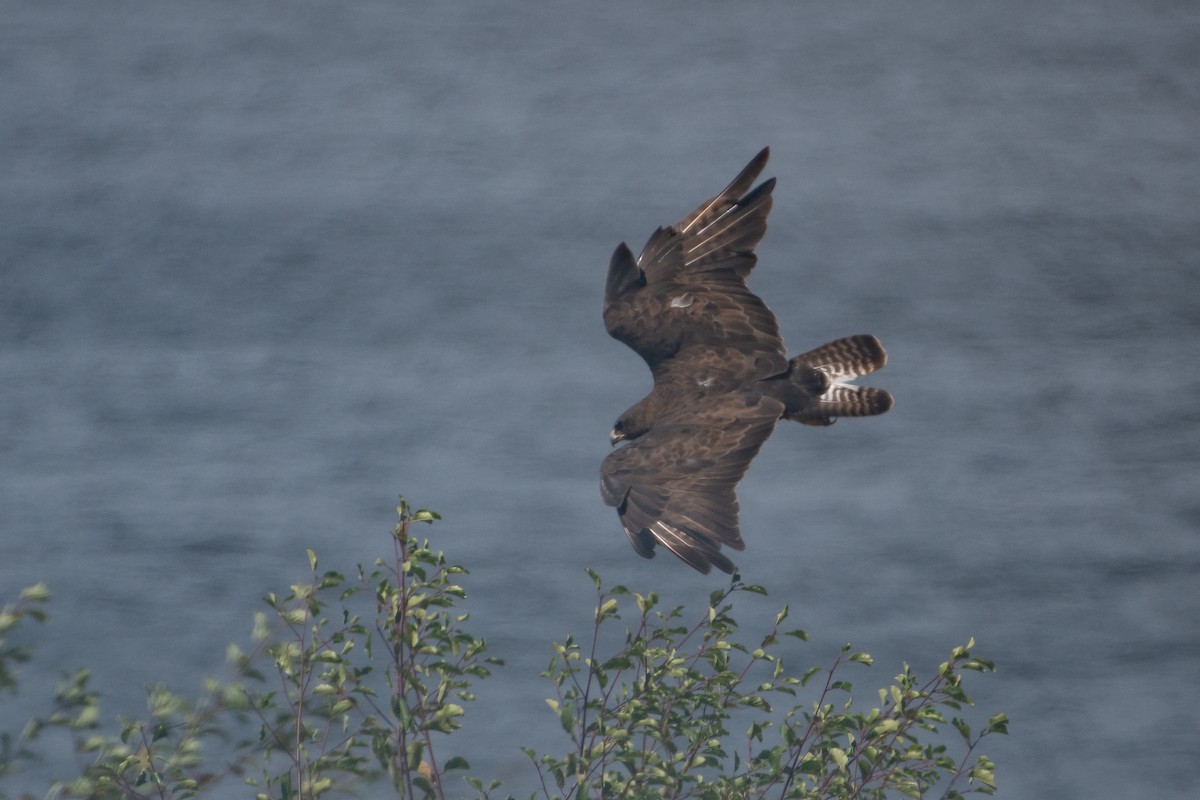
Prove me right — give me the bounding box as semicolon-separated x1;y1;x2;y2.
638;146;775;284
599;390;784;575
603;149;788;380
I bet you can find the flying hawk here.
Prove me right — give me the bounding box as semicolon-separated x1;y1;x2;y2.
600;148;893;574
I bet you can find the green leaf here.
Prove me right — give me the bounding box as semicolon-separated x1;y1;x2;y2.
971;765;997;788
443;755;470;770
953;717;971;740
281;608;308;625
873;718;900;734
19;583;51;602
251;611;270;643
431;703;465;733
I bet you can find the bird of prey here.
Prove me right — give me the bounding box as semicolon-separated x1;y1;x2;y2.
600;148;893;575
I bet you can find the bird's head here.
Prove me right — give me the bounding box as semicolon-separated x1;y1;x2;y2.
610;401;654;447
609;420;628;447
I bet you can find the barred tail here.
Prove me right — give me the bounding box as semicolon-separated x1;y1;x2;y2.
784;335;893;426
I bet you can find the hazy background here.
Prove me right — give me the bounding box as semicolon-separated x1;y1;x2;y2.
2;1;1198;797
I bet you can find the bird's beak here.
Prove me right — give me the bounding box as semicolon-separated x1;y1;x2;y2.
609;429;624;447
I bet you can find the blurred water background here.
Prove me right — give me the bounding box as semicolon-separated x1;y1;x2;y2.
2;1;1199;797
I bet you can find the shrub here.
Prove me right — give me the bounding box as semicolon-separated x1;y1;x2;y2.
0;498;1004;799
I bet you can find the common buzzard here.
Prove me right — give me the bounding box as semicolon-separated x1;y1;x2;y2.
600;148;893;574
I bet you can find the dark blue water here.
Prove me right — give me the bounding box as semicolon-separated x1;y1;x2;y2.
3;2;1198;797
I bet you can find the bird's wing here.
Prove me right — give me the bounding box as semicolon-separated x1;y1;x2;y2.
603;149;787;378
599;390;784;574
637;146;775;284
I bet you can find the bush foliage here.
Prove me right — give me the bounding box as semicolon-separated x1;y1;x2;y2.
0;498;1005;799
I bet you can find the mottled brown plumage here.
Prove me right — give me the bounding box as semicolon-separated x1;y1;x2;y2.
600;148;893;574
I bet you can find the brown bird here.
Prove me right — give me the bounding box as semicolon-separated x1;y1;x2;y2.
600;148;893;574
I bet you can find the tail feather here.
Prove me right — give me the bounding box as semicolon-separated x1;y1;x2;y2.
793;334;887;380
784;335;893;426
788;385;894;426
